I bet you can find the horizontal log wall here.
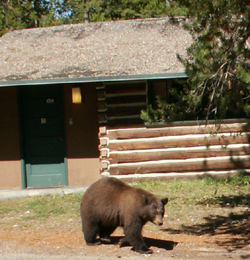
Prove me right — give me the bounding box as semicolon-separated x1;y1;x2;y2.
98;120;250;182
96;82;146;127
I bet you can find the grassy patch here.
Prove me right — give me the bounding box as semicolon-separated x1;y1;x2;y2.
0;193;84;219
1;176;250;231
132;176;250;223
0;192;84;231
132;175;250;203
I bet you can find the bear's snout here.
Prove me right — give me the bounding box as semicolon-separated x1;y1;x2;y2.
153;215;164;226
156;220;163;226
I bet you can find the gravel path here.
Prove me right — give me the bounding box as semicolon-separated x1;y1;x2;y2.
1;237;250;260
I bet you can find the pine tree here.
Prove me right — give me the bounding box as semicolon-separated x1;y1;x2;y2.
65;0;174;23
0;0;64;36
173;0;250;120
0;0;187;36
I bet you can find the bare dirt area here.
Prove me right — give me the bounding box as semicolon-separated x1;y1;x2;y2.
1;210;250;260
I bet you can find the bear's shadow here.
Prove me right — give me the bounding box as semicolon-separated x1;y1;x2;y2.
104;236;177;251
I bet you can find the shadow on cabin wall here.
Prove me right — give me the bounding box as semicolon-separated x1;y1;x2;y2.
229;122;250;175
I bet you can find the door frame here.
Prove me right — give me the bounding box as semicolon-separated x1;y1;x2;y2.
18;85;68;188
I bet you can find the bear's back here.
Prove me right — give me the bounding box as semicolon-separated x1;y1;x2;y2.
82;177;159;206
81;177;131;207
90;177;128;194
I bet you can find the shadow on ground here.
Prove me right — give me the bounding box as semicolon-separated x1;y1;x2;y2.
164;194;250;250
144;237;178;250
103;236;177;251
203;193;250;208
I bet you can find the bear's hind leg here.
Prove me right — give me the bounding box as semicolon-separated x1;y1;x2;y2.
99;226;116;243
82;224;101;246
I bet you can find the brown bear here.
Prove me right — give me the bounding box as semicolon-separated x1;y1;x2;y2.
80;177;168;254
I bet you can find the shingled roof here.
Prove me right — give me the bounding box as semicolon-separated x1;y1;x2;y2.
0;17;191;84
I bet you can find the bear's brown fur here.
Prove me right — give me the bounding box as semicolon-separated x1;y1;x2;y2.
80;177;168;254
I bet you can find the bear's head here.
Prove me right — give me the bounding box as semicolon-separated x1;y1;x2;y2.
142;194;168;226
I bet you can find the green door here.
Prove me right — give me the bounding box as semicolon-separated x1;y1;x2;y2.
21;85;68;188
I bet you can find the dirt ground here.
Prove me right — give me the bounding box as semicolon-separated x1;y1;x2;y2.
1;213;250;260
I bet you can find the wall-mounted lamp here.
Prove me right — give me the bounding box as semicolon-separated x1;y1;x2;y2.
72;87;82;104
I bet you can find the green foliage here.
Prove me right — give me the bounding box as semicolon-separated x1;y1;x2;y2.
141;80;195;124
141;95;187;124
0;0;187;36
66;0;172;23
141;0;250;125
173;0;250;120
0;0;65;36
62;0;87;24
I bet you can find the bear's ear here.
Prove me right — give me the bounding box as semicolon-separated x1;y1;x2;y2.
161;197;168;205
142;194;149;205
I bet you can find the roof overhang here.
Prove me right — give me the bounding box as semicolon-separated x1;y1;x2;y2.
0;72;187;87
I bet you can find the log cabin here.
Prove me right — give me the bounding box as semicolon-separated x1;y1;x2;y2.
0;17;249;189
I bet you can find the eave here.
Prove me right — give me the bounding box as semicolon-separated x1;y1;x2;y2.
0;72;188;87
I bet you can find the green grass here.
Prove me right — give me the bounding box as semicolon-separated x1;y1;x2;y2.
132;176;250;203
1;176;250;228
132;176;250;223
0;192;84;221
